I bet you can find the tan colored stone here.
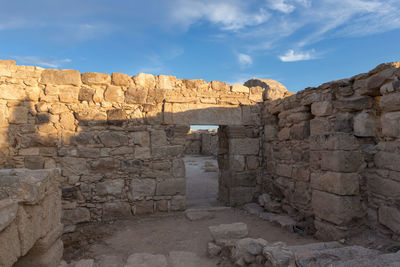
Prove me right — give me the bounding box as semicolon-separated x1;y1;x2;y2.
81;72;111;85
380;92;400;112
59;86;79;103
311;101;332;116
130;179;156;199
41;69;81;86
0;84;26;100
381;111;400;137
133;73;155;89
111;72;131;86
156;179;185;196
59;112;75;131
321;151;363;173
211;81;230;91
14;239;63;267
157;75;176;89
354;111;376;137
126;87;148;104
104;85;124;102
231;84;249;93
0;60;16;77
0;222;21;267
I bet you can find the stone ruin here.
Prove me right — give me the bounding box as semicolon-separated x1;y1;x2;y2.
0;59;399;266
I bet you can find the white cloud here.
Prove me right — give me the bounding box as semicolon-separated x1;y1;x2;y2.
12;56;72;68
279;49;316;62
169;0;270;31
238;53;253;67
267;0;296;14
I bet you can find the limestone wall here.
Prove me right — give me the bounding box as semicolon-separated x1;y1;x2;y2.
0;168;62;267
0;60;264;228
261;62;400;240
185;130;218;156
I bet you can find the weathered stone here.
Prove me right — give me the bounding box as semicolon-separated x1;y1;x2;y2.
278;127;290;140
311;172;359;196
62;207;90;225
231;84;249;93
14;239;63;267
0;199;18;232
112;72;131;86
30;223;63;254
130;179;156;199
130;131;150;146
243;203;264;215
157;75;176;89
321;151;363;173
263;243;294;267
41;69;81;86
90;158;120;171
133;73;156;89
311;101;333;116
134;200;154;215
382;111;400;137
104;85;124;102
229;138;259;155
9;106;28;124
103;202;132;221
78;87;95;102
379;206;400;234
151;145;184;158
81;72;111;85
150;130;168;147
333;96;372;111
96;179;124;197
367;175;400;198
380;92;400;112
354;111;376;137
0;60;15;76
310;117;330;135
98;132;129;147
208;242;222;257
290;121;310;140
156;179;185;196
209;222;248;241
312;190;364;225
374;151;400;172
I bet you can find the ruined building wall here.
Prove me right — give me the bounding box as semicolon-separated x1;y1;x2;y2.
0;60;263;230
261;62;400;240
185;130;218;156
0;169;62;267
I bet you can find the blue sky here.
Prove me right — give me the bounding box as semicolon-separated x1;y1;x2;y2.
1;0;399;92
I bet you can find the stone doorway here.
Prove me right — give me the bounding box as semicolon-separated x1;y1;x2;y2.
184;125;220;208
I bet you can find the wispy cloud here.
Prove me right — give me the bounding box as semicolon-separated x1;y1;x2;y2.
12;56;72;68
279;49;316;62
237;53;253;67
267;0;296;14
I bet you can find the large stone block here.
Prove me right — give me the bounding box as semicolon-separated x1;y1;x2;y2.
380;92;400;112
367;176;400;198
130;179;156;199
379;206;400;234
381;111;400;137
133;73;156;89
156;179;185;196
374;151;400;172
41;69;81;86
130;131;150;146
96;179;124;197
125;87;148;104
150;130;168;147
310;117;330;135
104;85;124;102
312;190;364;225
102;202;132;221
311;101;332;116
81;72;111;85
0;199;18;232
321;151;363;173
111;72;131;86
229;187;255;206
98;132;129;147
311;172;359;196
209;222;248;241
229;138;259;155
14;238;63;267
333;96;372;111
290;121;310;140
151;145;184;158
61;207;90;225
0;60;15;77
353;111;376;137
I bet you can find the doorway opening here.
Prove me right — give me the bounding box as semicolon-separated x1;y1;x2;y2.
185;125;220;208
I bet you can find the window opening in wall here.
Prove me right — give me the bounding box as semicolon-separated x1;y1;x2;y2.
185;125;220;208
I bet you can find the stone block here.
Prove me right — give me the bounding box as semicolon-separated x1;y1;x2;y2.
130;179;156;199
209;222;248;242
24;155;45;169
103;202;132;221
41;69;81;86
359;67;396;96
334;112;353;133
231;84;249;93
290;121;310;140
112;72;131;86
133;73;156;89
229;138;259;155
104;85;124;102
380;92;400;112
170;195;186;211
367;176;400;198
310;117;330;135
312;190;364;225
96;179;124;197
151;145;184;158
353;111;376;137
9;106;28;124
78;87;95;102
60;157;88;177
30;223;63;254
311;101;333;116
374;151;400;172
278;127;290;140
229;155;245;171
286;112;311;124
134;200;154;215
333;96;372;111
264;125;277;141
314;220;351;241
90;158;120;171
230;171;257;187
0;199;18;232
321;150;363;173
81;72;111;85
275;164;292;178
62;207;90;225
130;131;150;146
0;222;20;267
381;111;400;137
0;59;15;77
156;179;185;196
379;206;400;234
311;172;359;196
157;75;176;89
172;158;185;178
229;187;255;206
98;132;129;147
150;130;168;147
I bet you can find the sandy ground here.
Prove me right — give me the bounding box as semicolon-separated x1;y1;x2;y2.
63;155;318;264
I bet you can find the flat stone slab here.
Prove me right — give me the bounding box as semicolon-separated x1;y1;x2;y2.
185;211;214;221
209;222;248;241
259;212;296;231
124;253;168;267
243;203;264;215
